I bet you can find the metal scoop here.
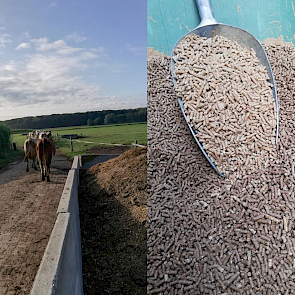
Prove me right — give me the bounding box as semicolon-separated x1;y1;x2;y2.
171;0;279;177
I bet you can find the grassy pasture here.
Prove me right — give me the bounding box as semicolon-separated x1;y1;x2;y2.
0;124;23;169
12;123;147;159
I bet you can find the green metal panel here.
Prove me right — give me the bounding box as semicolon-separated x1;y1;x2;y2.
148;0;295;55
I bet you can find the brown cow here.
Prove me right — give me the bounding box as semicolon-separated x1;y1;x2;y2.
36;137;56;182
38;131;52;139
23;138;37;172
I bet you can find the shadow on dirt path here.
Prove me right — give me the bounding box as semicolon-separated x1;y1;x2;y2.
0;153;26;186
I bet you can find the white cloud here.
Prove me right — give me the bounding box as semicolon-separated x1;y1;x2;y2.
91;46;106;53
0;38;104;112
0;33;11;48
0;91;147;120
0;55;101;111
15;43;31;50
50;2;57;7
88;47;108;60
31;38;89;57
79;51;99;60
55;47;83;55
92;61;126;75
0;37;146;120
66;32;87;43
126;43;146;55
20;31;31;39
31;38;66;51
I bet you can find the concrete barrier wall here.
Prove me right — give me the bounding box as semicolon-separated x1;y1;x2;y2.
71;156;80;170
30;156;83;295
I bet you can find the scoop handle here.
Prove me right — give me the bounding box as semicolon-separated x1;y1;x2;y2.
195;0;217;27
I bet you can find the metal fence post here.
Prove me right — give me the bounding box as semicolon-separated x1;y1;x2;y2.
70;136;73;151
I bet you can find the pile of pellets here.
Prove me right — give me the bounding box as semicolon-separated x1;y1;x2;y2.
173;35;277;178
147;41;295;295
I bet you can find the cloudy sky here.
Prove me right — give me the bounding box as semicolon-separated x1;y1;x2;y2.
0;0;146;120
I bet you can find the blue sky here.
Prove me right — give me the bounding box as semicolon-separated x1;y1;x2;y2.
0;0;147;120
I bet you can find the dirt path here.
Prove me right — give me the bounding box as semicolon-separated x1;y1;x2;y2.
0;155;27;187
0;150;72;295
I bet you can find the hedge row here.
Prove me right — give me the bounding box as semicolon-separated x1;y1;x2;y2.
0;124;11;157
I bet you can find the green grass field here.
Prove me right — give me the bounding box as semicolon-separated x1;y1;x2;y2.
12;123;147;159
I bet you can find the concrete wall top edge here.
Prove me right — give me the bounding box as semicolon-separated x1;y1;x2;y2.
71;156;80;170
30;213;70;295
57;169;77;214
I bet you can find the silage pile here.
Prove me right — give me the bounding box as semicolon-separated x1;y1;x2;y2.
79;147;147;295
89;147;147;222
147;40;295;294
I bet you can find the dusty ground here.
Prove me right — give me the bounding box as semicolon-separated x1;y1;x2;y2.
0;150;71;295
79;147;147;295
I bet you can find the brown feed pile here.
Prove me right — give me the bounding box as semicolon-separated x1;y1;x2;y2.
173;35;277;178
147;42;295;294
79;147;147;294
89;146;147;222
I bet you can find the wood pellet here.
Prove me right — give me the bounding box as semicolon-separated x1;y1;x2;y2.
173;35;277;178
147;41;295;294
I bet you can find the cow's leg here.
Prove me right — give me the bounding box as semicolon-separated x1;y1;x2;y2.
26;160;29;172
46;164;50;182
33;158;37;170
42;164;46;181
39;162;45;181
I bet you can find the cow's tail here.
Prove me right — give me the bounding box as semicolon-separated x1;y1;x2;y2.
39;138;47;167
23;141;29;162
23;153;28;162
38;138;45;164
43;138;46;165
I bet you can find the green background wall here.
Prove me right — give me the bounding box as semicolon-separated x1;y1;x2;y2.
148;0;295;55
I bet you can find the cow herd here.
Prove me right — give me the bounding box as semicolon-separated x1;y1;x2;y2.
23;130;56;182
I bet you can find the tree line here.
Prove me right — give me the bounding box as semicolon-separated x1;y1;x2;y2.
0;124;11;158
2;108;147;130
